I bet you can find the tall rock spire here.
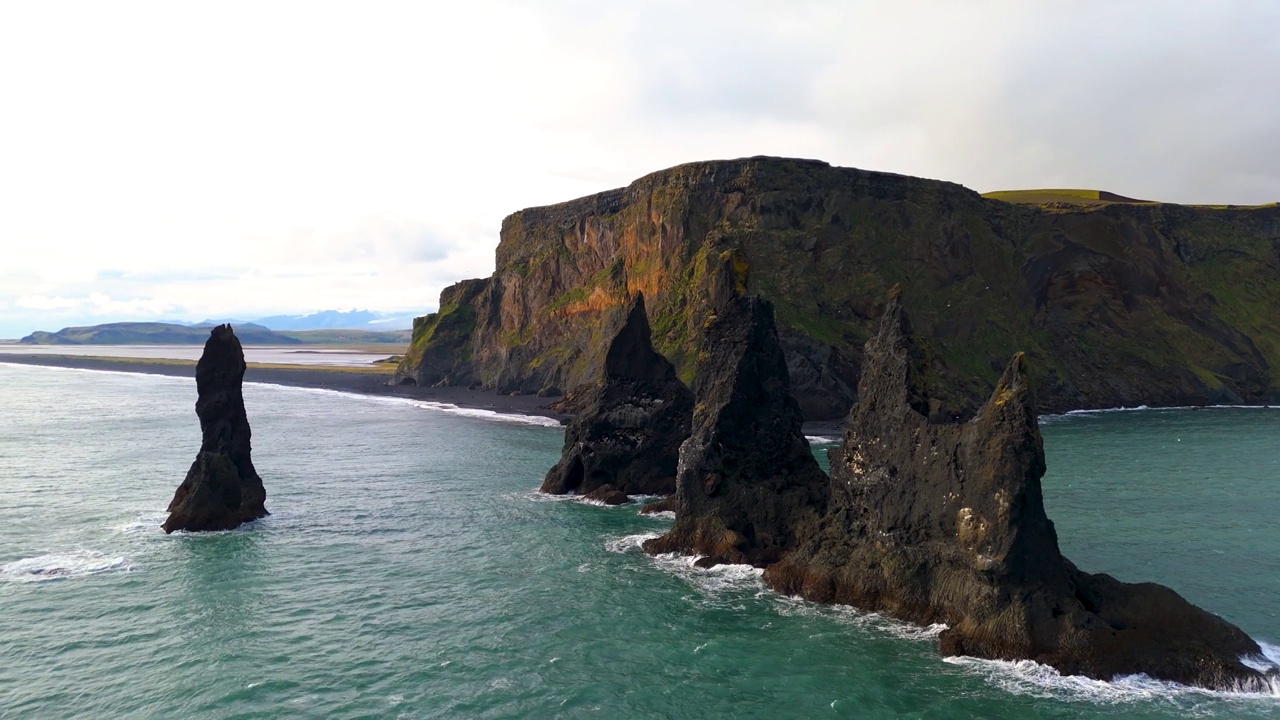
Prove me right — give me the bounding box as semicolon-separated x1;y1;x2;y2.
541;293;694;500
644;295;829;567
162;324;269;533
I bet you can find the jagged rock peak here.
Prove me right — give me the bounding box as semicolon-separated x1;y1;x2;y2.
764;293;1275;690
540;293;694;498
643;294;829;567
162;324;269;533
603;294;675;383
859;283;932;420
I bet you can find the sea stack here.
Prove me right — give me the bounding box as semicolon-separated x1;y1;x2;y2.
643;295;828;567
541;293;694;500
162;324;269;533
764;288;1275;690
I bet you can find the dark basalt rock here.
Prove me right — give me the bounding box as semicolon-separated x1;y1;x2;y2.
639;496;676;516
583;484;632;506
541;294;694;498
643;295;829;567
162;325;269;533
764;289;1276;690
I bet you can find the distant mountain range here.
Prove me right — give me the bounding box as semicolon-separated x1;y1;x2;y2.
20;321;411;345
187;310;414;331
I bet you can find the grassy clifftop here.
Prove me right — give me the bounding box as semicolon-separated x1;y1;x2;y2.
983;189;1153;206
397;157;1280;419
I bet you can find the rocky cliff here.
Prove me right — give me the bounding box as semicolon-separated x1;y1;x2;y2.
163;325;269;533
763;292;1276;689
540;293;693;499
642;295;829;567
395;156;1280;419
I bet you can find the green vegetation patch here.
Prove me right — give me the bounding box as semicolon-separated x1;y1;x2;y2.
983;189;1152;206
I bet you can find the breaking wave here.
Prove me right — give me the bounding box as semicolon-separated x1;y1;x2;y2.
1042;404;1279;423
805;435;840;445
603;532;765;596
1;550;130;582
252;384;564;427
944;652;1279;710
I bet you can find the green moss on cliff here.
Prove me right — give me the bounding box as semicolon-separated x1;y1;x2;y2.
398;157;1280;416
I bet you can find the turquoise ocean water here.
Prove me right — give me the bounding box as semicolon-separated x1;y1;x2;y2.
1;362;1278;718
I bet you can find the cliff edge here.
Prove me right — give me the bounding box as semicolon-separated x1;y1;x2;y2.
396;156;1280;419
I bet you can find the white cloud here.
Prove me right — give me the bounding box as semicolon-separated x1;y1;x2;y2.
1;0;1277;337
16;295;81;311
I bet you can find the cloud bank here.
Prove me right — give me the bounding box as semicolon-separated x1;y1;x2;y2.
1;0;1276;337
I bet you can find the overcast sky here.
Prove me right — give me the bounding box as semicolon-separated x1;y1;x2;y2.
2;1;1277;337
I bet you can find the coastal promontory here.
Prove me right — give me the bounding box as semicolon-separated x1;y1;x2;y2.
395;156;1280;420
162;324;269;533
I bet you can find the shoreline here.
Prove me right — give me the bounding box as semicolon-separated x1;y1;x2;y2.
4;353;1271;437
0;352;571;424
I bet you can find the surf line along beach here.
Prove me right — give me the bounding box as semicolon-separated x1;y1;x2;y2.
0;351;572;424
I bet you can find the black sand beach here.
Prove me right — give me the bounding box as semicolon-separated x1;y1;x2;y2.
0;352;849;435
0;353;571;423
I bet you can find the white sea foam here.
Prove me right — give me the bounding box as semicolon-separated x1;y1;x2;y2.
603;532;660;554
656;555;764;595
524;489;615;507
522;488;578;503
524;488;666;510
1065;404;1154;414
805;435;840;445
944;653;1280;705
771;594;948;642
1;550;130;582
1242;641;1280;679
1041;403;1280;422
401;400;563;428
1;363;566;427
251;384;564;427
641;510;676;520
0;362;191;384
112;512;171;536
603;532;765;595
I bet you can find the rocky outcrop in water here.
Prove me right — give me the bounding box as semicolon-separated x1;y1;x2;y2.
541;294;694;499
582;484;631;506
162;325;269;533
639;496;677;516
763;290;1275;690
643;295;828;567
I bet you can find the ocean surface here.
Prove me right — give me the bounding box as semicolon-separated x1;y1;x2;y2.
1;362;1278;719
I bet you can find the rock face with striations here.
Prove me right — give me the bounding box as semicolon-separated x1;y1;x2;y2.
763;290;1276;690
541;293;694;499
395;157;1280;419
162;325;269;533
643;295;829;567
